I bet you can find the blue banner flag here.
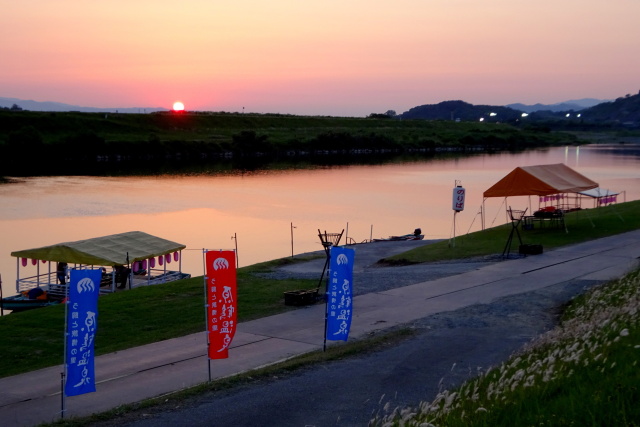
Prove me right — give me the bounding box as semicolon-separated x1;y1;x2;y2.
326;246;355;341
65;268;101;397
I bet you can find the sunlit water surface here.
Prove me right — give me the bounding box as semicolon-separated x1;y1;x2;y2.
1;144;638;296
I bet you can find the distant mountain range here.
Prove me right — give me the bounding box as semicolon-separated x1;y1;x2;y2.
398;92;640;127
0;97;167;114
3;94;639;127
0;96;609;115
506;98;608;113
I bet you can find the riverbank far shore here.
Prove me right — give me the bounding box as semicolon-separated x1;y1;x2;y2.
1;231;639;426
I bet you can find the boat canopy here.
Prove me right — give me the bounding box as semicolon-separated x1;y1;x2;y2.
10;231;186;266
483;163;598;198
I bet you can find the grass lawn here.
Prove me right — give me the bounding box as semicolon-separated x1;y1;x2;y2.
380;200;640;264
0;256;319;378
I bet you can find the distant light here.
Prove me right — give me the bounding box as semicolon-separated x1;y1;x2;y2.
577;113;581;118
489;112;497;117
521;113;529;117
566;113;571;117
479;117;485;122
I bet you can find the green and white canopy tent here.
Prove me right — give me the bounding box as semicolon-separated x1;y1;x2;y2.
11;231;189;294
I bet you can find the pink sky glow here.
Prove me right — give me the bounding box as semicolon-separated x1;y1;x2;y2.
2;0;639;116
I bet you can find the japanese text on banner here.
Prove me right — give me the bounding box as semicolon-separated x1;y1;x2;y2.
452;186;466;212
205;251;237;359
326;246;355;341
65;269;101;397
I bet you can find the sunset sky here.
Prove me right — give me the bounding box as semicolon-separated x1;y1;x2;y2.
2;1;639;116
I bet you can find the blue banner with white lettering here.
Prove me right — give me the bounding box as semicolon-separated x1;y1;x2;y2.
65;269;101;397
326;246;355;341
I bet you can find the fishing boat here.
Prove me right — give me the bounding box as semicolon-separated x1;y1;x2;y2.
373;228;424;242
1;291;61;312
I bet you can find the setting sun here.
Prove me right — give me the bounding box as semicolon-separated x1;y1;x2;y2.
172;101;185;111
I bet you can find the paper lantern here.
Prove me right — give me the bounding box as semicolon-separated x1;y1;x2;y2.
21;258;28;267
173;252;179;262
158;256;163;266
149;258;155;268
165;254;171;264
452;186;466;212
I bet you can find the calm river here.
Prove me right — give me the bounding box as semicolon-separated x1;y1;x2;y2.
1;144;639;297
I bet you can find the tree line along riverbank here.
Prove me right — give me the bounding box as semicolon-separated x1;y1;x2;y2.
0;110;579;176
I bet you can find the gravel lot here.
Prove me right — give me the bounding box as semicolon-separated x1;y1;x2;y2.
258;239;502;295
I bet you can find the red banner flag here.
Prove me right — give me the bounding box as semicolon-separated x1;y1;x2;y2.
205;251;237;359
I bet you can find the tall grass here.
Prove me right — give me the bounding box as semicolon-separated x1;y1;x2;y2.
370;268;640;426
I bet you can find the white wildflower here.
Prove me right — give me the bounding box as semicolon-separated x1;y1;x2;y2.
443;392;457;411
620;329;630;337
512;369;525;382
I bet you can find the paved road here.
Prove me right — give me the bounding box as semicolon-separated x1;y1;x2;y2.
0;232;638;426
107;279;594;427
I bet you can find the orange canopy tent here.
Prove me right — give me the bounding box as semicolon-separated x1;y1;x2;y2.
483;163;598;198
481;163;599;231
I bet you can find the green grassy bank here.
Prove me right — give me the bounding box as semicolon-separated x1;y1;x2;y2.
0;201;638;380
0;110;578;176
381;200;640;264
0;256;318;378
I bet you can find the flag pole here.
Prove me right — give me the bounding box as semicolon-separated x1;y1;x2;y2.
61;268;70;419
323;247;331;352
202;249;211;382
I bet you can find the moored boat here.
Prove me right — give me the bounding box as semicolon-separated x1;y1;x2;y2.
1;290;61;312
7;231;191;312
373;228;424;242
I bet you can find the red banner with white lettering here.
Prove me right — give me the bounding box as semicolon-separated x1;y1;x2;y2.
205;251;237;359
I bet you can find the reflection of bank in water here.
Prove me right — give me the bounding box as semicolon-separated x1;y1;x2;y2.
1;231;190;314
